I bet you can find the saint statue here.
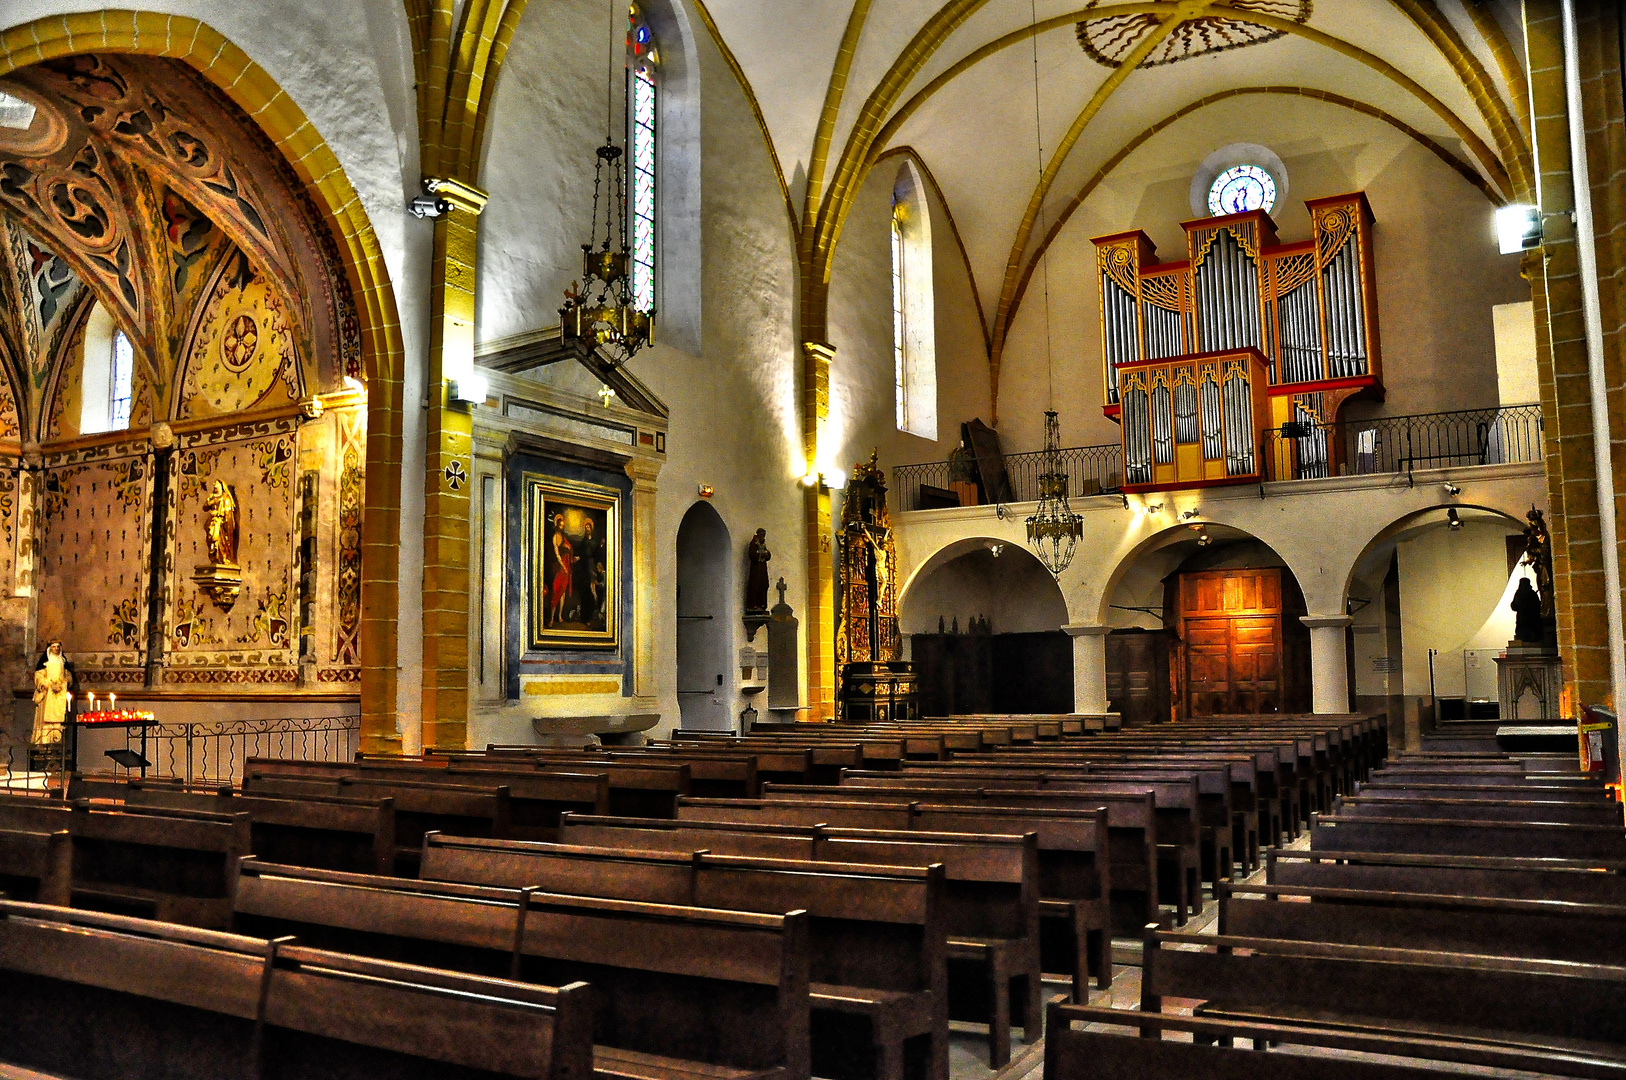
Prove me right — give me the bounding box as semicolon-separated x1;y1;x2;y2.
1521;506;1555;623
1510;578;1543;644
204;480;240;565
746;529;772;613
31;641;74;748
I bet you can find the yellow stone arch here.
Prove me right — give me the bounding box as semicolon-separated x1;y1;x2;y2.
0;11;406;751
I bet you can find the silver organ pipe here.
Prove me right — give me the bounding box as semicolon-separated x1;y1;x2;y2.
1122;380;1153;485
1294;396;1329;479
1173;376;1199;445
1322;234;1367;379
1222;367;1254;476
1101;272;1139;402
1150;379;1174;464
1200;372;1224;461
1277;276;1321;383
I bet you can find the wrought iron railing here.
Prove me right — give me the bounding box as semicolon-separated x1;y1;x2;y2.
1259;403;1544;482
894;442;1124;511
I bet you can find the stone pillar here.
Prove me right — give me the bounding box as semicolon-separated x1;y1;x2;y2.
625;457;662;700
1301;614;1354;715
1063;624;1113;715
802;342;835;721
419;177;488;752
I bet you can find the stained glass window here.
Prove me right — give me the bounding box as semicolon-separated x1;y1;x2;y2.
109;329;133;430
891;204;908;431
628;6;657;313
1208;164;1277;216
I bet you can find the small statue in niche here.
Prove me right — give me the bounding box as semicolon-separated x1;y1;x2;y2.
1520;506;1555;625
746;529;772;614
194;480;243;611
205;480;240;565
1511;578;1544;644
30;641;74;751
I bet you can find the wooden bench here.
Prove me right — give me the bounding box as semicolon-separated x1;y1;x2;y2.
554;813;1040;1068
1268;848;1626;904
112;781;397;874
1311;813;1626;860
0;829;69;906
1141;926;1626;1056
419;833;948;1080
1216;880;1626;966
0;900;596;1080
1332;794;1622;826
243;773;513;870
677;796;915;831
0;796;248;928
1046;1002;1626;1080
233;859;811;1080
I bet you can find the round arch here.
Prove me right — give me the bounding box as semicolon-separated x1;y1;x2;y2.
897;535;1067;636
0;12;406;749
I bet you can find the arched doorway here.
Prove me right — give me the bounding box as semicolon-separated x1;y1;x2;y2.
676;502;732;731
1104;524;1311;719
898;539;1069;715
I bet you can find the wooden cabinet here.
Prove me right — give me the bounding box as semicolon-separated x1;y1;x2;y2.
1106;629;1172;726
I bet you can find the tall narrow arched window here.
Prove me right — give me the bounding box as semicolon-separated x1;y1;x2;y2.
79;301;133;435
628;5;658;313
891;161;936;440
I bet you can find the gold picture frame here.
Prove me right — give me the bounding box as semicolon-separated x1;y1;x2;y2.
526;474;620;650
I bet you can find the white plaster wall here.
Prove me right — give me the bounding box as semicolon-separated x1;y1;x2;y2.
990;95;1530;455
827;158;992;475
472;0;807;740
1;0;433;728
1396;517;1521;697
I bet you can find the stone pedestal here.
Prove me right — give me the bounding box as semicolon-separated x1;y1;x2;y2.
1496;642;1563;720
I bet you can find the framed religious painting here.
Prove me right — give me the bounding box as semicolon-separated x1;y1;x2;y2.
525;474;621;649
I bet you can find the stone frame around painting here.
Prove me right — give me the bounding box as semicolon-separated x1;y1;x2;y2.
523;472;621;651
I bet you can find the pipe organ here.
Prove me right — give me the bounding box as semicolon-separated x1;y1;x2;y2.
1095;193;1382;491
1118;349;1272;490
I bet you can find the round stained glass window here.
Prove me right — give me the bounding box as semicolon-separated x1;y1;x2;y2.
1208;164;1277;216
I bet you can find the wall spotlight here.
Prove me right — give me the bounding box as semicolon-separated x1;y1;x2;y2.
409;194;452;220
1442;482;1461;497
1120;493;1130;510
697;485;714;499
988;543;1005;558
1447;507;1463;531
1144;502;1164;515
1181;508;1200;520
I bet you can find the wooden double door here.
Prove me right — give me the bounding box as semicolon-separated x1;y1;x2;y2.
1176;568;1309;716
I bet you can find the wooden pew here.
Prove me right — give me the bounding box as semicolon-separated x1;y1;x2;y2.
234;860;811;1079
112;782;397;874
0;829;69;906
1311;813;1626;860
677;796;915;831
243;773;514;870
417;835;947;1080
1045;1002;1626;1080
0;900;596;1080
1268;848;1626;904
1141;926;1626;1054
1217;881;1626;966
0;796;247;928
1332;794;1622;826
758;784;1163;931
555;813;1039;1068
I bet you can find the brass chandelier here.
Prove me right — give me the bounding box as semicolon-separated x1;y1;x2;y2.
559;0;654;366
1027;410;1083;575
1021;0;1082;576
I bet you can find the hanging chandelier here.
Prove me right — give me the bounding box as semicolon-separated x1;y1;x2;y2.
559;1;654;366
1026;410;1083;575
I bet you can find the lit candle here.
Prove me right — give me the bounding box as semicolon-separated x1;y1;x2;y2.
109;693;116;713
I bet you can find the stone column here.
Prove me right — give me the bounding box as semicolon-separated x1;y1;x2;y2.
1301;614;1354;715
625;457;662;701
1063;624;1113;715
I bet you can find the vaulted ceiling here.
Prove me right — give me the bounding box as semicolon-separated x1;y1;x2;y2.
693;0;1529;363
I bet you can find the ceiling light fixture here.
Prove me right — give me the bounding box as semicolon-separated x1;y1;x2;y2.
1447;507;1463;531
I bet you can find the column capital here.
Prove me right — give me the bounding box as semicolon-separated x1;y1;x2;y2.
1062;623;1113;638
624;455;663;487
1300;614;1354;630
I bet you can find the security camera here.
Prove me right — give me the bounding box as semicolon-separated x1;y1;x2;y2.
409;194;451;219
